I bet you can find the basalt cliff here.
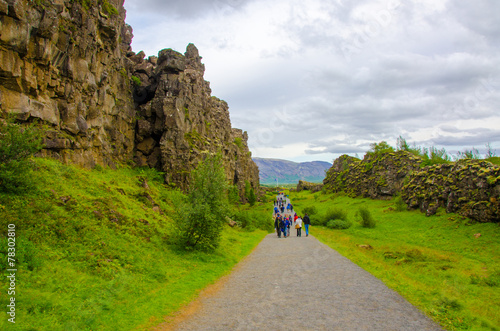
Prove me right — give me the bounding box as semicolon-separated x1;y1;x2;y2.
0;0;259;196
323;152;500;223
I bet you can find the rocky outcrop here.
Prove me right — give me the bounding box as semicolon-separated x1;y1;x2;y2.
0;0;135;167
296;180;323;193
323;152;422;199
401;159;500;222
128;44;259;196
0;1;259;197
323;152;500;222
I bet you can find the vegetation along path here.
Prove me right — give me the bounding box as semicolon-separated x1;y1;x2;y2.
154;233;442;330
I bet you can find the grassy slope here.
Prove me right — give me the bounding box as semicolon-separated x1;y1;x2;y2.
289;190;499;331
0;158;268;330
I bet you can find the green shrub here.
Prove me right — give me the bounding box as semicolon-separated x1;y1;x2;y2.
175;154;229;250
358;207;376;228
227;185;240;205
324;208;347;222
394;194;407;212
302;205;318;216
326;219;352;230
231;209;273;232
0;116;43;192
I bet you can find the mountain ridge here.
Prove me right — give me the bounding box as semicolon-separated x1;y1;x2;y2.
253;157;331;184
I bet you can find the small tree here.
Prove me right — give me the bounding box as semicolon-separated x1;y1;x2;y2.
0;116;43;192
367;141;394;155
247;188;256;206
177;153;229;250
227;184;240;205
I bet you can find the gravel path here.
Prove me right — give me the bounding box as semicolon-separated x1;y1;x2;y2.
154;233;442;330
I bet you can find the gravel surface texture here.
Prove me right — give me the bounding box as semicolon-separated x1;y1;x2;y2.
154;233;442;331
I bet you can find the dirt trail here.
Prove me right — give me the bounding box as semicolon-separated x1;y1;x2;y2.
153;233;442;330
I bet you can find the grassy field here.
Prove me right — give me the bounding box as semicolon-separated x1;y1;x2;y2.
288;189;499;331
0;158;269;330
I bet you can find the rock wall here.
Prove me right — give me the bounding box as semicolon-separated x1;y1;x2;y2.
0;0;259;196
323;152;500;222
296;180;323;193
129;44;259;196
0;0;135;167
401;159;500;222
323;152;422;199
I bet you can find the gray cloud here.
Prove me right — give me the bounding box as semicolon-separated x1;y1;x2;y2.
125;0;500;162
125;0;251;19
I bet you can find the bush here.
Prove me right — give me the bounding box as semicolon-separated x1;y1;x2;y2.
326;219;352;230
313;208;348;226
358;207;376;228
302;205;318;216
231;209;273;232
394;194;407;212
175;154;229;250
227;185;240;205
324;208;348;222
0;116;43;192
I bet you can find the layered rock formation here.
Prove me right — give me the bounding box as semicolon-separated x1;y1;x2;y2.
323;152;422;199
401;159;500;221
296;180;323;193
323;152;500;222
0;0;259;196
0;0;135;167
128;44;259;194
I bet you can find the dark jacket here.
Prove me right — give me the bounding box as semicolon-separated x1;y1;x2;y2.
302;215;311;225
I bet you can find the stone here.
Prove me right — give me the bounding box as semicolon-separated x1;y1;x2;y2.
137;137;156;155
0;0;8;15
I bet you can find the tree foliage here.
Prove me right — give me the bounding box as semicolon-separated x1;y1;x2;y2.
367;141;394;155
0;116;43;192
176;153;229;250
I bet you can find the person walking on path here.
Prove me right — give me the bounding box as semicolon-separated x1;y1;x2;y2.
295;216;302;237
303;213;311;237
274;215;281;238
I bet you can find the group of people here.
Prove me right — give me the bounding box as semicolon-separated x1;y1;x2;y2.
273;192;310;238
274;197;293;215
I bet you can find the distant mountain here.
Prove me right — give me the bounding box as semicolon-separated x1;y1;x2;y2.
253;158;332;185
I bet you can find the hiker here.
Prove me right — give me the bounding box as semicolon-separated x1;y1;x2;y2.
286;217;291;237
281;216;288;238
274;215;281;238
295;216;302;237
303;213;311;237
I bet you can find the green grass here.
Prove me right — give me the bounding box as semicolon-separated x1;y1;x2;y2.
0;158;267;330
289;190;500;330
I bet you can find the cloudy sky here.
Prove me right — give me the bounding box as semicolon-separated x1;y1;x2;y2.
123;0;500;163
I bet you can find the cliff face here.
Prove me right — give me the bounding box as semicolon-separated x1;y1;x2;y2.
323;152;500;222
0;0;135;167
323;152;422;199
0;0;259;195
129;44;259;194
401;159;500;221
